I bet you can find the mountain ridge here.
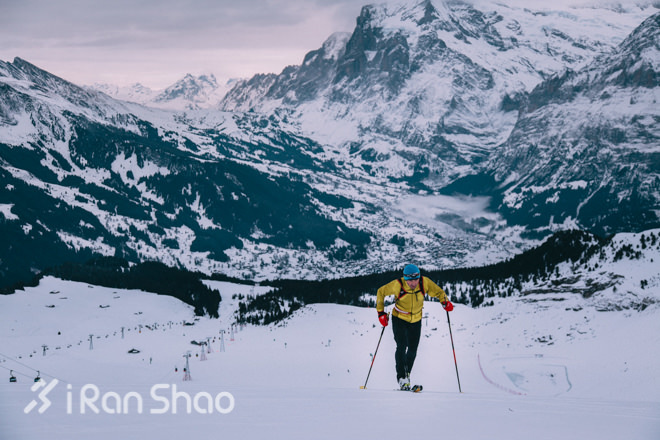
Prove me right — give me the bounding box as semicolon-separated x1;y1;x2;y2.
89;73;239;110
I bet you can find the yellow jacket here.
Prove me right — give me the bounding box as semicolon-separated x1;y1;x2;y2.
376;276;448;323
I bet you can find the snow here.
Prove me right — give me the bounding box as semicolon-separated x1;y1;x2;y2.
0;203;19;220
321;33;350;60
89;75;237;111
2;6;660;435
1;276;659;439
111;153;170;183
110;153;169;205
55;232;115;256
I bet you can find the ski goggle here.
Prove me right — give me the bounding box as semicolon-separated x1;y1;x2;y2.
403;272;420;280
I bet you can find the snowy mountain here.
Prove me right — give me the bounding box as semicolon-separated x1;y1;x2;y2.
0;54;511;291
90;74;238;110
2;3;660;434
449;11;660;236
220;1;657;184
0;57;380;288
89;82;157;106
1;1;660;292
221;1;660;234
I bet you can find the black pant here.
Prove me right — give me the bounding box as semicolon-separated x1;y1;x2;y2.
392;316;422;380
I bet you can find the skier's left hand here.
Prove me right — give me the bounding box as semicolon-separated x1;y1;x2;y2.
442;300;454;312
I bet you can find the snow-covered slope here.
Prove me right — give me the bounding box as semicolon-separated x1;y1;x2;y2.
0;274;658;439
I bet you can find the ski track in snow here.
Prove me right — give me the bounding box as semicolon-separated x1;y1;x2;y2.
0;276;659;439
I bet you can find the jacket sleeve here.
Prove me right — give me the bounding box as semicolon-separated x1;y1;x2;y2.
423;277;448;303
376;280;398;313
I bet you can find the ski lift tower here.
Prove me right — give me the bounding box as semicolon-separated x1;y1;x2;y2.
219;330;226;352
89;334;94;350
206;337;213;353
183;352;192;381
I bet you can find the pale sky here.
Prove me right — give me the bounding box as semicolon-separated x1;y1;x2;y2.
0;0;653;89
0;0;367;88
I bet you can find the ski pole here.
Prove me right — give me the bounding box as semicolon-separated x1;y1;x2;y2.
360;320;387;389
446;310;462;393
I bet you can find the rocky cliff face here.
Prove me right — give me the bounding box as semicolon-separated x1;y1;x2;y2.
473;12;660;236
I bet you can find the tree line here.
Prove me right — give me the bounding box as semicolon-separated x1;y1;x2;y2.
36;257;223;318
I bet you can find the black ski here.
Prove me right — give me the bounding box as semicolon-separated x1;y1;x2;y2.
397;384;423;392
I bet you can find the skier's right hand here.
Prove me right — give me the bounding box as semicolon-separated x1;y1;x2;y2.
378;311;389;327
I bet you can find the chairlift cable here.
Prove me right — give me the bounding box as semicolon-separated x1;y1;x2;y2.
0;351;40;372
0;364;32;379
0;352;70;384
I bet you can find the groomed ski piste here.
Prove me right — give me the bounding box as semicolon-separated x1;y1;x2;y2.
1;275;659;440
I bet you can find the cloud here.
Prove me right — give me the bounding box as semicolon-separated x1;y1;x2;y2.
1;0;362;50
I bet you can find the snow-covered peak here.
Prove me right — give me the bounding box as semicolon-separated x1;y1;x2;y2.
88;74;240;111
90;82;157;104
319;32;351;61
156;73;217;101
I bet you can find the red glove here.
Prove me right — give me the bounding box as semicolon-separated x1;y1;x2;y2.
442;301;454;312
378;311;389;327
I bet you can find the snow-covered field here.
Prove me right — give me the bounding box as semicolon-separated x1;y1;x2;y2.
1;276;659;439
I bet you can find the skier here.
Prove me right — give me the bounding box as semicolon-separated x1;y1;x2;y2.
376;264;453;390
